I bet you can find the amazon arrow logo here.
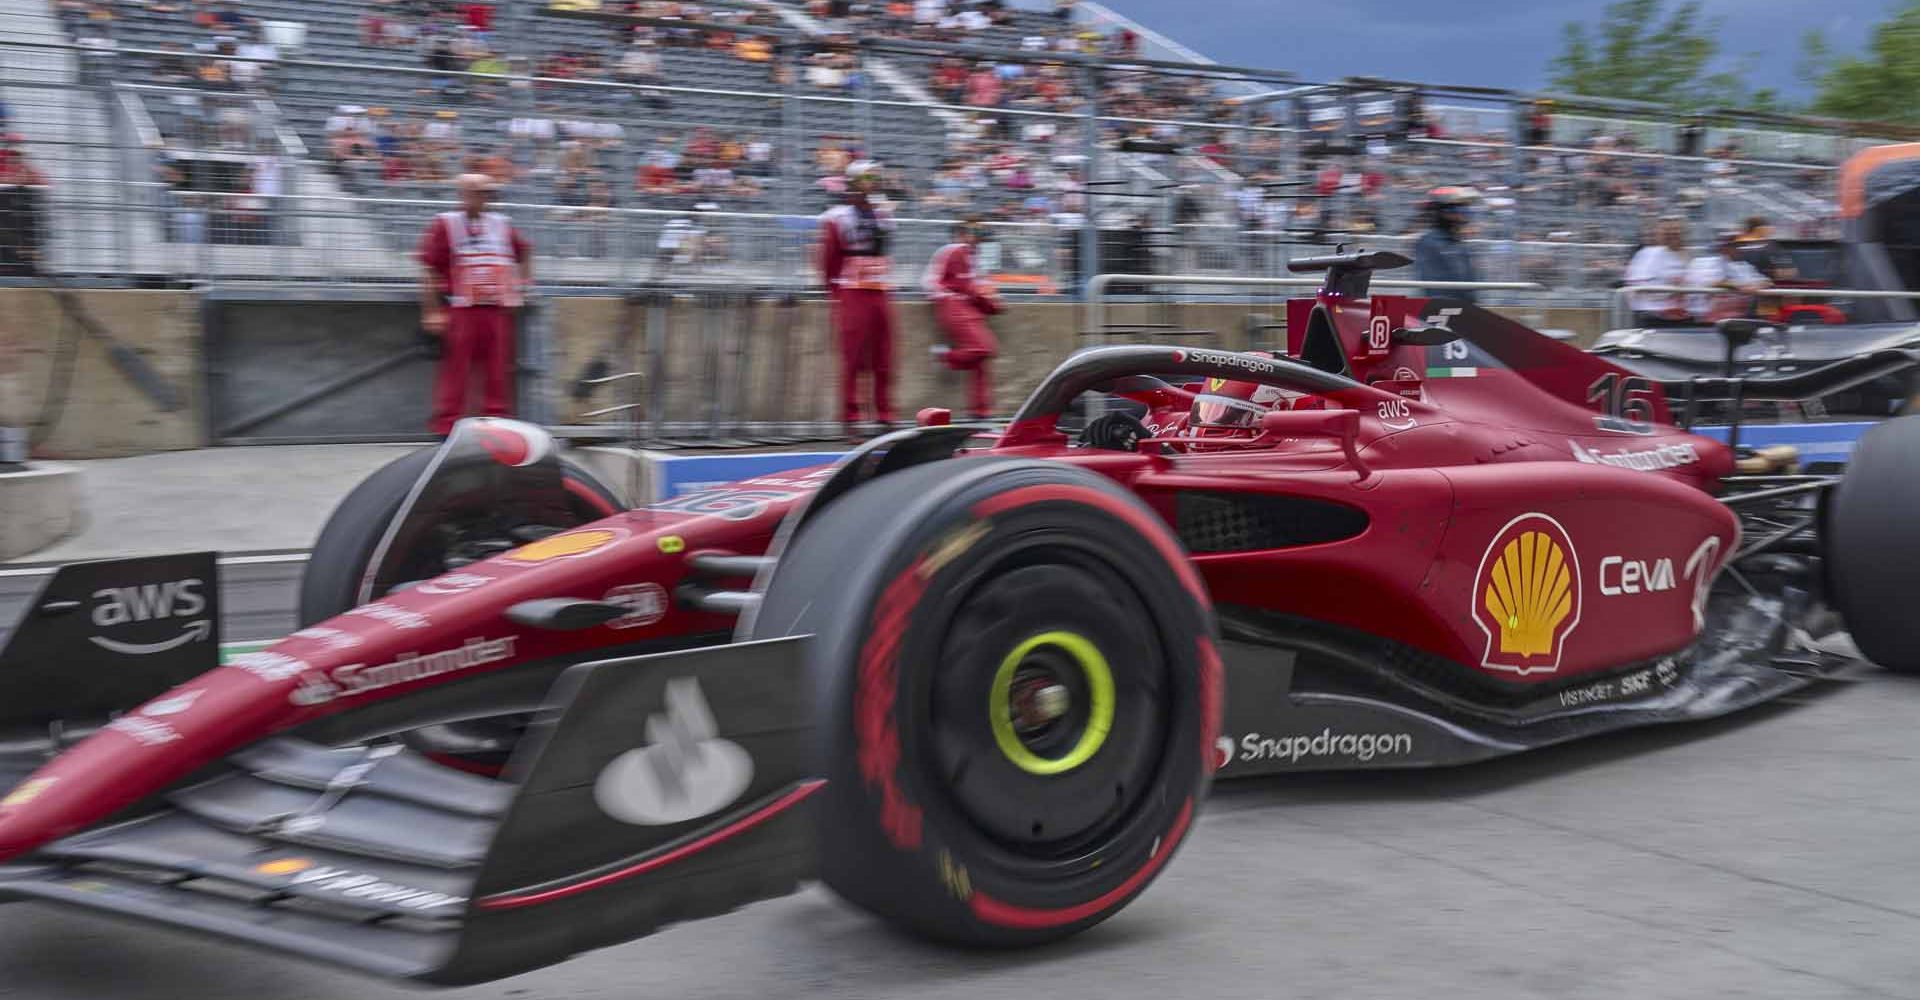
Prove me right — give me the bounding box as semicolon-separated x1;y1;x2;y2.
89;619;212;656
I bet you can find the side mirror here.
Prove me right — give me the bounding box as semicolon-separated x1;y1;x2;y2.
1258;408;1367;479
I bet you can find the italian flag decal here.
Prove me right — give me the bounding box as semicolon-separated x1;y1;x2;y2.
1427;367;1480;378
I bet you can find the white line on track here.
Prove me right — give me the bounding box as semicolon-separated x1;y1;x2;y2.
0;552;310;579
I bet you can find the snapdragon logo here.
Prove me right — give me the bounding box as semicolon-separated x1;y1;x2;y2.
1179;348;1280;376
1237;729;1414;764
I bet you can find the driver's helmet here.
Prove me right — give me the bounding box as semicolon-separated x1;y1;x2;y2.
1190;376;1281;430
1188;363;1313;448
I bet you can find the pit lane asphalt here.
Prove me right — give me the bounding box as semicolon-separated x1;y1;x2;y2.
2;668;1918;1000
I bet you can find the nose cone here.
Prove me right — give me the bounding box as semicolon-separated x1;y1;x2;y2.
0;663;305;862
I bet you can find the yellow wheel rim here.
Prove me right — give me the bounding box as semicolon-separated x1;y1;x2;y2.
988;630;1115;776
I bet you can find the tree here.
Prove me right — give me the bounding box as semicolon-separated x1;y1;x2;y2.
1547;0;1753;109
1803;3;1920;124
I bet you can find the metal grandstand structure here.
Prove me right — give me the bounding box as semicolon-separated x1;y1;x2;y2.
0;0;1906;304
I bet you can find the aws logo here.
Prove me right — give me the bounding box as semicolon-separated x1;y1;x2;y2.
1471;514;1582;675
88;579;212;656
92;579;205;627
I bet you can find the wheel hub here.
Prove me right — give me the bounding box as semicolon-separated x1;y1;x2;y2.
990;631;1114;777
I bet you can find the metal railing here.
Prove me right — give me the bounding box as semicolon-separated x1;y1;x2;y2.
1085;273;1544;343
1605;285;1920;330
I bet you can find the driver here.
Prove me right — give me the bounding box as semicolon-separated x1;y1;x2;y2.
1078;357;1325;452
1187;372;1324;442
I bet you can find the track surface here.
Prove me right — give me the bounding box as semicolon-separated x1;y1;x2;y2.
0;669;1917;999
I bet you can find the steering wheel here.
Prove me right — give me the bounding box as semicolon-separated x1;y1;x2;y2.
1078;411;1153;451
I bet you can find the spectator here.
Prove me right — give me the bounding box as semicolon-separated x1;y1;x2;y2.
1413;186;1480;303
468;143;517;185
1684;231;1770;322
1734;215;1796;283
425;109;461;145
616;37;662;85
0;135;47;275
155;42;195;85
1624;216;1694;327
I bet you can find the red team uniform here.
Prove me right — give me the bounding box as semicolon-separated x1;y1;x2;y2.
924;239;1002;418
417;209;529;435
817;198;898;428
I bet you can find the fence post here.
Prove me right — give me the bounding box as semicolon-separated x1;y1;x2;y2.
1078;60;1100;301
111;47;133;277
856;43;874;161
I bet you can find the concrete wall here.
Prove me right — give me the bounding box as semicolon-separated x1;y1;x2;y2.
3;289;204;459
0;462;80;559
547;295;1615;425
0;289;1614;457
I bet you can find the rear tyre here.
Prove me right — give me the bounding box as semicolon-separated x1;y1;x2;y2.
1826;414;1920;671
750;458;1219;946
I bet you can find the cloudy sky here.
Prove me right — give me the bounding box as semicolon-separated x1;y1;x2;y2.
1095;0;1891;99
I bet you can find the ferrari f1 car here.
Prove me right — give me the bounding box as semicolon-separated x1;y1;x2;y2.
0;250;1915;985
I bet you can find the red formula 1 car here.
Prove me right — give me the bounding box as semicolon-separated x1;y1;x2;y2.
0;250;1914;985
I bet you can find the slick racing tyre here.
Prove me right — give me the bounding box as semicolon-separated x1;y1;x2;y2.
298;447;621;627
750;458;1220;946
1827;415;1920;672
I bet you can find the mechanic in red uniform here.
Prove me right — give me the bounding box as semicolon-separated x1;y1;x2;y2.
923;217;1003;420
817;161;897;436
417;172;533;436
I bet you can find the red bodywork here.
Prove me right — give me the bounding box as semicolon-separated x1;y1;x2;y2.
0;289;1741;863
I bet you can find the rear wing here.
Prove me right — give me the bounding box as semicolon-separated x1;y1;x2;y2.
1394;300;1681;431
0;636;819;985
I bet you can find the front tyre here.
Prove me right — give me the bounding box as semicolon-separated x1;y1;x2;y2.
751;458;1220;946
1827;414;1920;671
299;449;621;627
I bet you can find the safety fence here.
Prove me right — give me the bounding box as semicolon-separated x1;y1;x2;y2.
0;12;1898;303
1603;285;1920;330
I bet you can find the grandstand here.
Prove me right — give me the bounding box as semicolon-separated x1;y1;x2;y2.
0;0;1893;300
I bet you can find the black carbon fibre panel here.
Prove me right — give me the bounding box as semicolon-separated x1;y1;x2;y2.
167;772;494;868
1174;490;1369;554
228;739;513;817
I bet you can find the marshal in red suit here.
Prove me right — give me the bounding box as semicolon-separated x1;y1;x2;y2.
923;219;1003;419
816;163;897;434
417;173;532;435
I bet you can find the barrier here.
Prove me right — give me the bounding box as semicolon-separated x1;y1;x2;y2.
1084;273;1546;344
644;450;846;502
1694;421;1872;467
1605;285;1920;330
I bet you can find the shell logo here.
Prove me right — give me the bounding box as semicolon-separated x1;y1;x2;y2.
1471;513;1583;675
255;858;314;876
1206;377;1228;392
503;528;624;564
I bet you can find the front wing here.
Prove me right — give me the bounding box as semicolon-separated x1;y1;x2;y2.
0;637;818;985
